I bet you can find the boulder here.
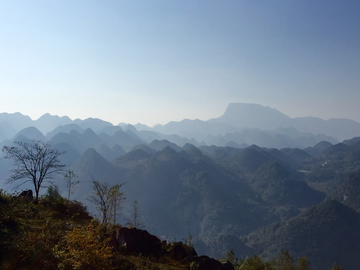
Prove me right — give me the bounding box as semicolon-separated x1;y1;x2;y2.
192;255;235;270
18;190;33;200
111;227;162;256
167;241;197;260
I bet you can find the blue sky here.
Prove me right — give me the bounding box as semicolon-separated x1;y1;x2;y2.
1;1;359;126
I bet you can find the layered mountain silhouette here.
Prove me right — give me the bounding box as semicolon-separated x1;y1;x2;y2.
1;103;360;268
2;103;360;148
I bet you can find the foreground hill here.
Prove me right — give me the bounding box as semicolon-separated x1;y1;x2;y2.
245;199;360;270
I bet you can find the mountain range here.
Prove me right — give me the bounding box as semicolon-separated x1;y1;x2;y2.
1;103;360;269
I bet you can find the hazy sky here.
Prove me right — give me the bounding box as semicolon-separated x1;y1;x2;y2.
1;1;359;126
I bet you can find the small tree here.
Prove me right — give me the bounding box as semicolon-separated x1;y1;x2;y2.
64;170;79;200
54;224;113;270
2;140;66;201
126;200;145;229
87;178;124;230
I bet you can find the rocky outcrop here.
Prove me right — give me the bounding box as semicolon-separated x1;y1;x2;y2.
111;227;162;256
18;190;33;200
167;241;197;260
192;255;235;270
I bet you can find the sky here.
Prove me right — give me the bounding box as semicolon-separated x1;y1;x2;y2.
1;0;360;126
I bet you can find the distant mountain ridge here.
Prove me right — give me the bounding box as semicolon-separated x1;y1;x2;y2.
209;103;360;141
1;103;360;149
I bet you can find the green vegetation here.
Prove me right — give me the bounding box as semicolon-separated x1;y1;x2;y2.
0;189;193;270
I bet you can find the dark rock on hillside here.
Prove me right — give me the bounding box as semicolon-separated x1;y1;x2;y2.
18;190;33;200
167;242;197;260
191;256;235;270
111;227;162;256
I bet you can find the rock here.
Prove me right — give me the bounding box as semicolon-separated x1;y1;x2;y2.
18;190;33;200
111;227;162;256
192;255;235;270
167;241;197;260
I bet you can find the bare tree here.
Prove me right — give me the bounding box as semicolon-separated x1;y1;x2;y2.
64;170;79;200
126;200;145;229
87;177;124;229
2;140;66;201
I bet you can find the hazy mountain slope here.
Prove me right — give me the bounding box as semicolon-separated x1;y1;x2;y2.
329;169;360;212
153;118;237;141
252;161;325;208
111;143;126;156
148;139;182;152
0;121;17;142
34;113;73;134
0;112;33;132
74;117;113;131
12;126;47;142
96;144;120;161
98;125;123;136
68;148;122;203
211;103;360;141
46;123;84;140
53;142;81;166
48;131;85;154
292;117;360;142
244;199;360;270
210;103;292;130
229;147;272;173
110;130;145;152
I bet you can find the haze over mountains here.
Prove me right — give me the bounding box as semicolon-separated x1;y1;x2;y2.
1;103;359;150
1;103;360;269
